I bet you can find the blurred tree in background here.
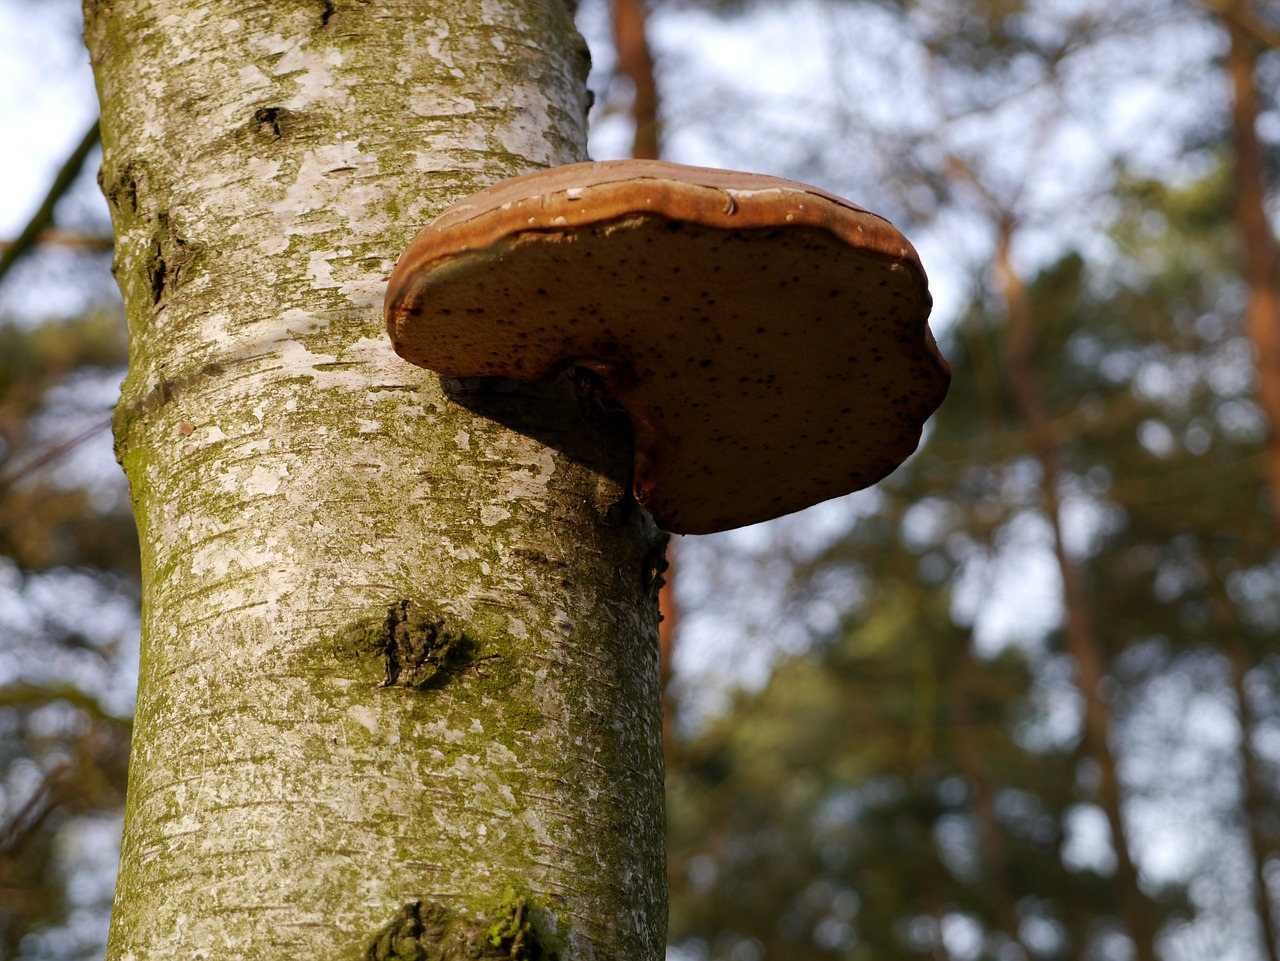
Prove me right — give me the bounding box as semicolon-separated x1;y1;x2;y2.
662;2;1280;961
0;312;138;958
0;8;136;955
0;0;1278;959
667;167;1270;959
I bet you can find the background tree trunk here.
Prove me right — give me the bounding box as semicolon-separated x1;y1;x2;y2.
85;2;668;958
608;0;659;160
1223;2;1280;540
996;222;1160;961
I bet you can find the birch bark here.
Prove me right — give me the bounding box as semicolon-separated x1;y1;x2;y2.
85;2;667;958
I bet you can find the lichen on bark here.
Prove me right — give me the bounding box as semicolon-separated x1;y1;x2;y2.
86;1;665;958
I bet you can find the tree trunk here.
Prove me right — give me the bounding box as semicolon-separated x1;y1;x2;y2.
1223;3;1280;540
948;635;1025;954
1218;14;1280;959
1225;635;1280;961
609;0;660;160
996;223;1160;961
1204;564;1280;961
85;2;668;959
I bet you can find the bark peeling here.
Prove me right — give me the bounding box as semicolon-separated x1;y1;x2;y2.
88;0;660;958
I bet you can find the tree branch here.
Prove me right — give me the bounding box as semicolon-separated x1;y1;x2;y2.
1200;0;1280;50
0;119;102;289
0;228;112;253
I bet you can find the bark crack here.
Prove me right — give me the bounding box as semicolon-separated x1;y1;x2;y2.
351;600;480;691
145;212;202;307
250;105;294;140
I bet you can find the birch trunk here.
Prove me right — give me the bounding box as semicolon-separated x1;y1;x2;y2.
85;2;667;958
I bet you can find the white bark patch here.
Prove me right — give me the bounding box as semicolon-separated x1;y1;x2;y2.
440;744;520;810
244;463;288;495
244;465;288;496
198;336;379;397
413;127;491;168
500;444;556;506
339;277;387;311
421;716;469;746
191;157;287;251
235;63;270;91
481;0;528;30
280;308;330;335
260;34;350;111
424;20;454;68
268;142;382;247
441;538;481;562
492;80;559;166
410;90;477;118
308;250;340;289
199;322;324;376
346;705;380;738
480;505;512;527
189;532;281;579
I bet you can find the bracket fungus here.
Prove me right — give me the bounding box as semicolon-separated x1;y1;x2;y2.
384;160;950;534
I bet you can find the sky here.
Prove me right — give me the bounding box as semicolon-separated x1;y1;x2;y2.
0;0;112;319
0;1;98;238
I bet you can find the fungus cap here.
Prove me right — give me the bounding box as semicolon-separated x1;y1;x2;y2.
385;159;950;534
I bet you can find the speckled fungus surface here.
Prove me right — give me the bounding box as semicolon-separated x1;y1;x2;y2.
384;159;951;535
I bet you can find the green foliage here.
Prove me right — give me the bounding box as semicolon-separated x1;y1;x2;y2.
667;157;1270;959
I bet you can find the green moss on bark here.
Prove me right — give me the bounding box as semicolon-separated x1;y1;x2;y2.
363;893;562;961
